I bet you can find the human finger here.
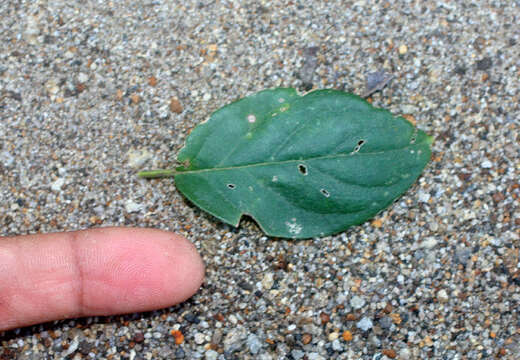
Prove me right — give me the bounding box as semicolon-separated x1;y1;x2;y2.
0;227;204;331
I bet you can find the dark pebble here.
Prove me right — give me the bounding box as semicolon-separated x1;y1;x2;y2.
175;347;185;358
379;316;393;329
454;65;467;75
238;280;253;291
133;332;145;343
78;340;94;355
184;313;200;324
476;57;492;70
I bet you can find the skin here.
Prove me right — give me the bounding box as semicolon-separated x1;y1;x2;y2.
0;227;205;331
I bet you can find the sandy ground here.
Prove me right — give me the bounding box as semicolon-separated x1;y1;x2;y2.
1;1;519;359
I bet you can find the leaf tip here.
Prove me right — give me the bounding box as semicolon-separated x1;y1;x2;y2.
426;135;434;146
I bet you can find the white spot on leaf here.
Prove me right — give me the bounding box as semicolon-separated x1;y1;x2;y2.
285;219;302;235
272;176;278;182
278;97;285;103
247;114;256;123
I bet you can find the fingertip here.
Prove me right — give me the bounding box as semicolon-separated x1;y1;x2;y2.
145;229;205;305
78;227;205;314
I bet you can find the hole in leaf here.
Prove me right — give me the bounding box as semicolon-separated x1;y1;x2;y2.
320;189;330;197
410;128;418;144
353;139;365;153
227;184;236;189
298;164;308;175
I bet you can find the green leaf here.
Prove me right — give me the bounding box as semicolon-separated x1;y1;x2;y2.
142;88;433;239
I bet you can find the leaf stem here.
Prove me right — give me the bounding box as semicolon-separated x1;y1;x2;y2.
138;169;177;178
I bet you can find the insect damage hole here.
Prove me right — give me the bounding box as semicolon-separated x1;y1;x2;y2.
227;184;236;190
353;139;365;153
247;114;256;123
298;164;308;175
410;128;418;144
320;189;330;197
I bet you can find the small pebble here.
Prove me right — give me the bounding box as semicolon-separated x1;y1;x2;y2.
350;295;366;310
77;73;89;83
301;333;312;345
262;272;274;290
194;333;205;345
399;348;411;359
170;97;183;113
437;289;449;303
51;178;66;192
205;350;218;360
308;353;325;360
332;339;342;351
342;330;353;341
356;317;373;331
421;237;438;249
246;334;262;355
1;151;14;167
127;149;153;168
125;200;143;213
327;332;339;341
481;160;493;168
291;349;305;360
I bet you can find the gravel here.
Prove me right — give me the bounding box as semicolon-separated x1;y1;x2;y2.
1;0;519;359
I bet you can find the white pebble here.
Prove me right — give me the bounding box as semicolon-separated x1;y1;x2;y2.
291;349;305;360
1;151;14;167
194;332;205;345
77;72;89;83
205;350;218;360
421;237;438;249
332;339;342;351
356;317;373;331
308;353;325;360
246;334;262;354
61;338;79;357
262;272;274;290
399;348;411;359
127;149;153;168
51;178;66;192
328;332;339;341
419;191;430;202
125;200;143;213
350;295;366;310
481;160;493;169
437;289;449;303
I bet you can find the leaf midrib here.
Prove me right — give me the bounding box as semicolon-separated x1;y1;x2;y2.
177;141;426;175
